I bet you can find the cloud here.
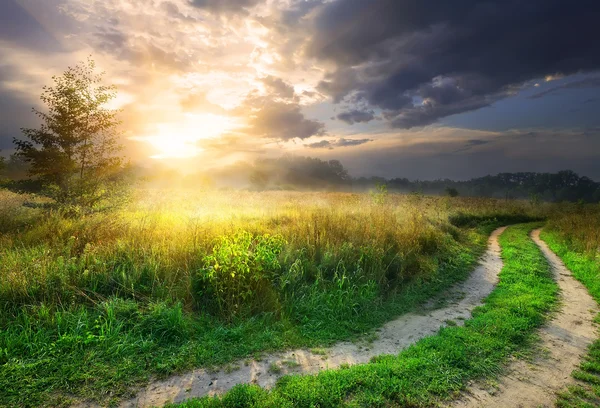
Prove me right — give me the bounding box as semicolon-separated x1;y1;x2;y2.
306;140;332;149
91;25;193;73
466;139;489;147
336;138;373;147
0;63;51;151
0;0;69;52
529;76;600;99
306;138;372;149
239;95;325;140
451;138;491;154
198;134;267;157
180;92;227;114
1;0;598;182
280;0;323;25
189;0;261;14
261;76;295;99
161;1;197;21
336;109;375;124
302;127;600;181
308;0;600;128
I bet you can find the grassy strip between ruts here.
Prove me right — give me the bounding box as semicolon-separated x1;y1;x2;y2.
540;230;600;408
166;223;557;408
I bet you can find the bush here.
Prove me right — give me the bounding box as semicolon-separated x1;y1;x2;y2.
195;232;285;320
449;211;542;228
446;187;459;197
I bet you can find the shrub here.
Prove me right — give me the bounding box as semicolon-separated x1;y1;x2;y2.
195;231;285;320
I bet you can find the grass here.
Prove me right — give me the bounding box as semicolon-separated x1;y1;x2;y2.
281;360;300;369
541;215;600;408
0;189;545;406
166;223;559;408
268;363;282;375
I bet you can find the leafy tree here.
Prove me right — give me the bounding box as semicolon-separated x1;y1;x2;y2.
0;154;5;184
371;182;388;204
445;187;459;197
250;169;270;190
13;58;126;207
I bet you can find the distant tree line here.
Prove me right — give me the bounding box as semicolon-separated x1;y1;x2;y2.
0;55;597;204
109;157;600;203
354;170;600;202
123;156;352;191
4;146;599;203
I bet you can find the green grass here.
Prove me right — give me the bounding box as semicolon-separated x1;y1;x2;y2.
540;229;600;408
0;239;485;407
2;190;542;407
166;223;559;408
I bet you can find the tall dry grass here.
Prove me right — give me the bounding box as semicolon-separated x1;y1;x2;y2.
0;189;543;316
545;202;600;257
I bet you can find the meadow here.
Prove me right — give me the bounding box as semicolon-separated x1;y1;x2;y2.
1;187;598;407
542;207;600;407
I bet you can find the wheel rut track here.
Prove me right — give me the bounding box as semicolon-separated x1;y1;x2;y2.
449;228;599;408
80;227;506;408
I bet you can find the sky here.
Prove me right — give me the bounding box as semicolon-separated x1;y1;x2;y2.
0;0;599;180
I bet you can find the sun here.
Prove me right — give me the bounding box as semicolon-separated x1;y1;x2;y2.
137;113;238;159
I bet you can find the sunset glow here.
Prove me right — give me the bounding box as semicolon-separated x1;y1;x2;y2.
0;0;599;178
136;114;239;159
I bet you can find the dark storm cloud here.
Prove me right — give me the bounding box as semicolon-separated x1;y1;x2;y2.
189;0;261;14
529;77;600;99
336;109;375;125
309;0;600;128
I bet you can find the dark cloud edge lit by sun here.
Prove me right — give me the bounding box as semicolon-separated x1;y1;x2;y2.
1;0;599;181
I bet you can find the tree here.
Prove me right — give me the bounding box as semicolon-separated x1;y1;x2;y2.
371;182;388;204
250;169;270;190
445;187;459;197
14;58;125;207
0;154;5;184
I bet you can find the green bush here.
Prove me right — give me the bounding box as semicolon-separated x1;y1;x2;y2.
195;232;285;319
449;211;541;228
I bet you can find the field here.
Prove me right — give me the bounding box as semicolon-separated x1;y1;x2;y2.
0;188;599;407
